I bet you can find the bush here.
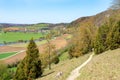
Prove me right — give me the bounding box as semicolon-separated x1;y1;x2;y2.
7;61;20;68
54;57;59;64
0;62;14;80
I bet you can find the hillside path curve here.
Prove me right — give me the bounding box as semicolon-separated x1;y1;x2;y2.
66;52;94;80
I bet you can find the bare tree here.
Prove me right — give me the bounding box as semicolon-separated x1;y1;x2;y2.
45;31;54;70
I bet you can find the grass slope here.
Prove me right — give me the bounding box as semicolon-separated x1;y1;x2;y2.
0;52;17;59
0;32;43;44
37;53;91;80
76;48;120;80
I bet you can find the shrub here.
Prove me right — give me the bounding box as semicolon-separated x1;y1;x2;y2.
0;62;14;80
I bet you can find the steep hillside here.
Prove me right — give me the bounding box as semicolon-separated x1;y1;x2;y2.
37;48;120;80
69;9;120;27
77;48;120;80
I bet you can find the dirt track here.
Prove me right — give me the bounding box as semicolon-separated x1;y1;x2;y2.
1;34;69;64
66;53;94;80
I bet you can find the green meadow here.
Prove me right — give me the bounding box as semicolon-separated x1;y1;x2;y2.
0;52;17;59
0;32;44;44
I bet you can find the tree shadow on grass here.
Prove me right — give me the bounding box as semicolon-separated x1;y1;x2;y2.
41;71;55;78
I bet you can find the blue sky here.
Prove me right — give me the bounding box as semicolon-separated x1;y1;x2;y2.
0;0;112;24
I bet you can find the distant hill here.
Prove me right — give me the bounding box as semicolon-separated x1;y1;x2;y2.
69;9;120;27
0;23;31;28
35;23;68;29
0;23;68;30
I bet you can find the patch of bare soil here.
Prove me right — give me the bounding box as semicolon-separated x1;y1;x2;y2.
0;46;25;53
39;36;67;53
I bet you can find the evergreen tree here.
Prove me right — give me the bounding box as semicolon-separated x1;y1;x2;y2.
14;39;42;80
94;17;120;54
94;24;109;54
106;20;120;50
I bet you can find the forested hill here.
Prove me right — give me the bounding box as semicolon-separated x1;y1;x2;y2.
0;23;68;29
0;23;31;27
69;9;120;27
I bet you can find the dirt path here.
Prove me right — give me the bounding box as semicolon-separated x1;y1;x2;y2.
66;53;94;80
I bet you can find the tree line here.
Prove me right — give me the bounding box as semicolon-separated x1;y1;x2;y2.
68;11;120;57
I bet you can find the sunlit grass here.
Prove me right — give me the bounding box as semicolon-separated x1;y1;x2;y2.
37;53;91;80
0;52;17;59
0;32;44;44
76;48;120;80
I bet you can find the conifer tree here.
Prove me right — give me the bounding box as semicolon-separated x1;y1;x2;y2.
106;20;120;50
14;39;42;80
94;24;109;54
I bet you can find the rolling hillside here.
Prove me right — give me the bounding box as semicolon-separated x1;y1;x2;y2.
37;49;120;80
69;9;120;27
77;48;120;80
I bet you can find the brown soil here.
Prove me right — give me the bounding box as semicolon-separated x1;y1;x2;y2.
39;36;67;53
0;46;25;53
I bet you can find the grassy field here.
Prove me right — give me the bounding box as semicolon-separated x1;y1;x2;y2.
9;40;47;47
0;52;17;59
37;52;91;80
0;32;43;44
76;48;120;80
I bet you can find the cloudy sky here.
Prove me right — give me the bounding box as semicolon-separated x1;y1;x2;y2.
0;0;112;24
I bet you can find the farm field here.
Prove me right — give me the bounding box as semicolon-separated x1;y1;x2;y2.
0;32;44;44
8;34;70;48
2;34;69;64
0;52;17;59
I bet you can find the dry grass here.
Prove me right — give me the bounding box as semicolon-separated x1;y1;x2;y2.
76;48;120;80
37;53;91;80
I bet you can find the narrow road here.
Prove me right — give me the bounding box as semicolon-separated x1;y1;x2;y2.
66;53;94;80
